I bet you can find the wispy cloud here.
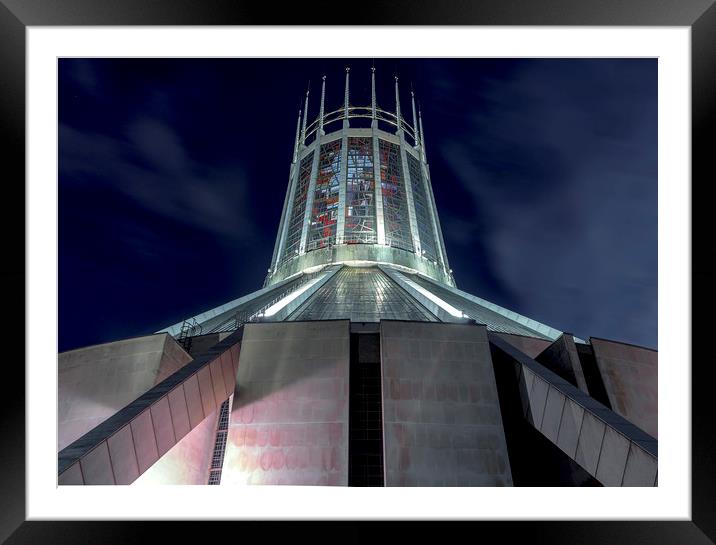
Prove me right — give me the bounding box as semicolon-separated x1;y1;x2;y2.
60;117;257;245
434;60;657;346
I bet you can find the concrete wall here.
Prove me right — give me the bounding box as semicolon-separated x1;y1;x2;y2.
181;332;234;359
380;321;513;486
132;332;232;485
222;321;351;485
492;332;552;358
133;407;219;485
535;334;589;394
58;333;192;451
591;338;658;438
58;332;241;485
490;334;657;486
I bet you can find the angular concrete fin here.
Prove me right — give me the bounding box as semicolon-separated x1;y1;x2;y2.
535;333;590;395
58;329;243;485
489;333;657;487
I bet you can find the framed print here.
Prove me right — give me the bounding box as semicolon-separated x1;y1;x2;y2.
2;0;715;543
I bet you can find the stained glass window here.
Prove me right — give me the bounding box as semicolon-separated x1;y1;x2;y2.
379;140;413;252
308;141;341;251
344;137;377;244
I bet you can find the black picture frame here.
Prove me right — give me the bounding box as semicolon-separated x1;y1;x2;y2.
2;1;714;543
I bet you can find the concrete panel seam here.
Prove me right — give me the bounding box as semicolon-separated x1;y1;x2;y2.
193;372;207;420
103;440;118;486
553;392;567;442
574;404;586;455
591;424;608;485
163;395;178;444
127;422;142;482
181;385;191;433
145;408;160;465
537;382;550;430
211;359;227;401
616;442;629;487
76;459;86;485
620;442;632;487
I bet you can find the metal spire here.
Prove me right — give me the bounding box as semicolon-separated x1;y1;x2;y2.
343;67;350;128
394;75;402;133
301;84;309;146
411;86;419;147
418;106;427;157
292;109;302;163
371;66;377;122
319;75;326;135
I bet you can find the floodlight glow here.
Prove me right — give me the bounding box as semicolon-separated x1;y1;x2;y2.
262;275;325;317
401;276;466;318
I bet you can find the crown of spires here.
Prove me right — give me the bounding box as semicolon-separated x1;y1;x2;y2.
296;67;422;144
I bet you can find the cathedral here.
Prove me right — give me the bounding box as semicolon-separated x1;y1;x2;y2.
58;68;657;487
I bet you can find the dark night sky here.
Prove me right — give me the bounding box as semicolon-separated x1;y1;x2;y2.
58;58;657;352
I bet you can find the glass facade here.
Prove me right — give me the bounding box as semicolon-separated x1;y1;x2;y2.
344;137;377;244
264;126;455;289
308;140;342;251
379;139;414;253
407;153;438;263
282;152;314;263
288;266;436;322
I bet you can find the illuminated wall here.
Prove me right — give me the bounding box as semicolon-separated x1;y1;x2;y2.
221;321;350;485
380;321;513;486
58;333;191;452
133;406;220;486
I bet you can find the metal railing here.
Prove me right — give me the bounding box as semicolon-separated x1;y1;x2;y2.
303;105;418;144
177;317;202;353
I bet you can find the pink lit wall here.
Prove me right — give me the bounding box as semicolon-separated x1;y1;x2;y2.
221;321;350;486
